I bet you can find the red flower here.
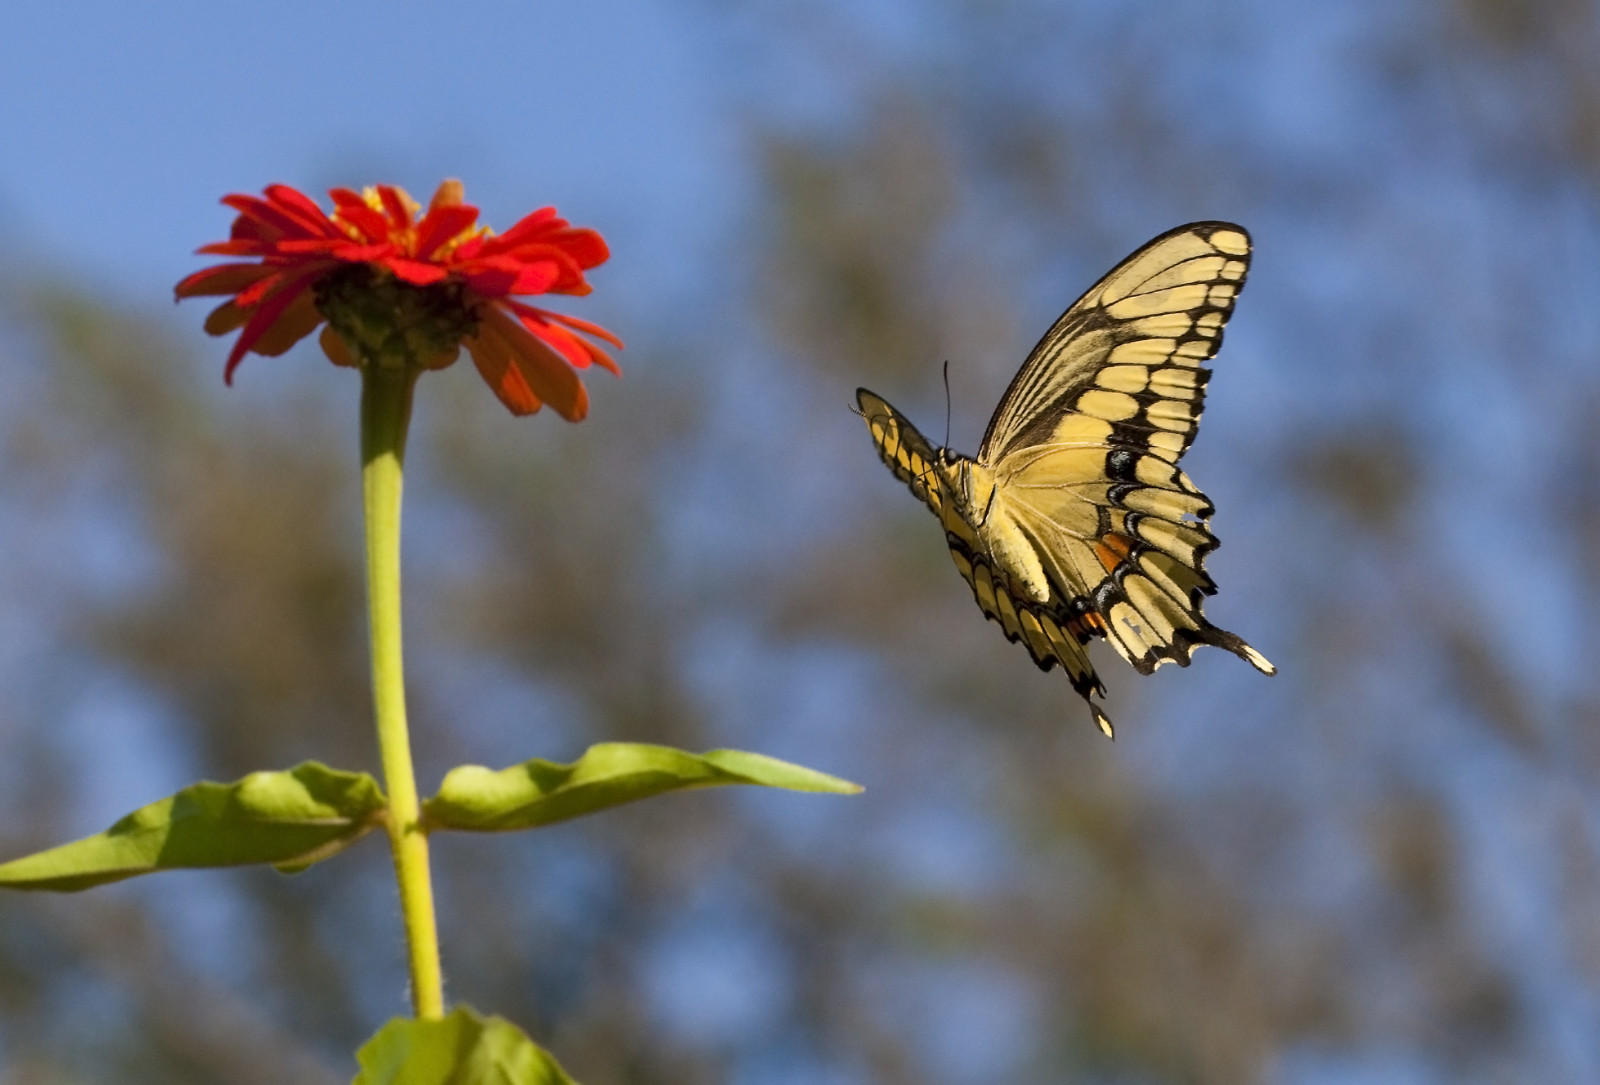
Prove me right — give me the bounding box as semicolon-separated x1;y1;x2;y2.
175;181;622;420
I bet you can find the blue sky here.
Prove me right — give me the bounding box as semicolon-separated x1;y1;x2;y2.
7;3;1600;1081
0;2;734;327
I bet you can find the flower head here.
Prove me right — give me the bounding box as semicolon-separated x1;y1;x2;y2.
175;181;622;419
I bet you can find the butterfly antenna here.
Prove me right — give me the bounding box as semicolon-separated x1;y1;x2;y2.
942;360;953;450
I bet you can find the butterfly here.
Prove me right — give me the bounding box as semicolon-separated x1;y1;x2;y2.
857;221;1275;737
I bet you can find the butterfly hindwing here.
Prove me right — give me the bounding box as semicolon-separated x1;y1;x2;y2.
858;222;1273;736
946;536;1113;737
856;388;1115;736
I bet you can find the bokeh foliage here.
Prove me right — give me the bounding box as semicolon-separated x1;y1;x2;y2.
1;1;1599;1082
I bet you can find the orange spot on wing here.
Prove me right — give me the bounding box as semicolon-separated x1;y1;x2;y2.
1069;612;1108;638
1094;532;1137;574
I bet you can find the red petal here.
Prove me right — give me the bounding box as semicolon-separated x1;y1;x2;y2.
451;235;485;262
508;260;565;295
504;304;622;377
219;195;288;241
227;218;276;245
505;300;625;351
464;322;540;416
250;288;324;356
320;325;358;368
484;207;560;251
471;209;607;272
223;267;325;383
174;262;276;299
203;298;249;336
457;257;524;297
222;212;275;244
377;185;415;230
263;184;343;238
422;344;462;370
468;306;588;420
334;201;393;244
429;179;465;211
415;204;479;260
518;312;606;370
539;309;625;350
276;238;391;261
199;239;280;257
382;257;449;285
234;269;292;308
553;228;609;269
221;191;331;242
582;342;621;376
500;243;595;292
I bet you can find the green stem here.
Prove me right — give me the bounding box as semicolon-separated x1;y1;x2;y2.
361;363;444;1019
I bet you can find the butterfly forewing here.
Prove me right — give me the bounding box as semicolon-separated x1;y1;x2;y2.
856;389;972;549
857;222;1272;736
979;222;1251;463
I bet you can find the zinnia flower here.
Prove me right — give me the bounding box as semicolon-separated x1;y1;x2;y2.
175;181;622;420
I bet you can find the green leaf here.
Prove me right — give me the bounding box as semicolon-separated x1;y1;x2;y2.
352;1006;577;1085
0;762;386;891
423;742;862;833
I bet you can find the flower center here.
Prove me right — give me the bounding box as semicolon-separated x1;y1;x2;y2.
315;265;480;370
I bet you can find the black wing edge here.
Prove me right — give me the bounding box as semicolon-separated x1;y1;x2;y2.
855;387;947;515
980;221;1253;459
948;535;1119;739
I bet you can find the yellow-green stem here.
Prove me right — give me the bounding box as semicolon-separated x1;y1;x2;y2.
361;363;444;1019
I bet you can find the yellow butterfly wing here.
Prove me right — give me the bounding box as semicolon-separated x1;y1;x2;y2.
985;222;1274;679
854;389;956;537
858;222;1273;736
980;222;1251;462
856;389;1113;737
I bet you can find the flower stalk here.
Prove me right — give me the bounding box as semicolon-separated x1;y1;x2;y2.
175;179;626;1022
361;360;444;1019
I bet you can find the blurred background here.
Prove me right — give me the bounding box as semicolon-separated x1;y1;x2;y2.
0;1;1594;1082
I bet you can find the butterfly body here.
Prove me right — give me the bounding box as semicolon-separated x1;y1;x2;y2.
858;222;1274;737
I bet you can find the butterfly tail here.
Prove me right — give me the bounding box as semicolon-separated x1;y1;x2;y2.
1205;626;1277;676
